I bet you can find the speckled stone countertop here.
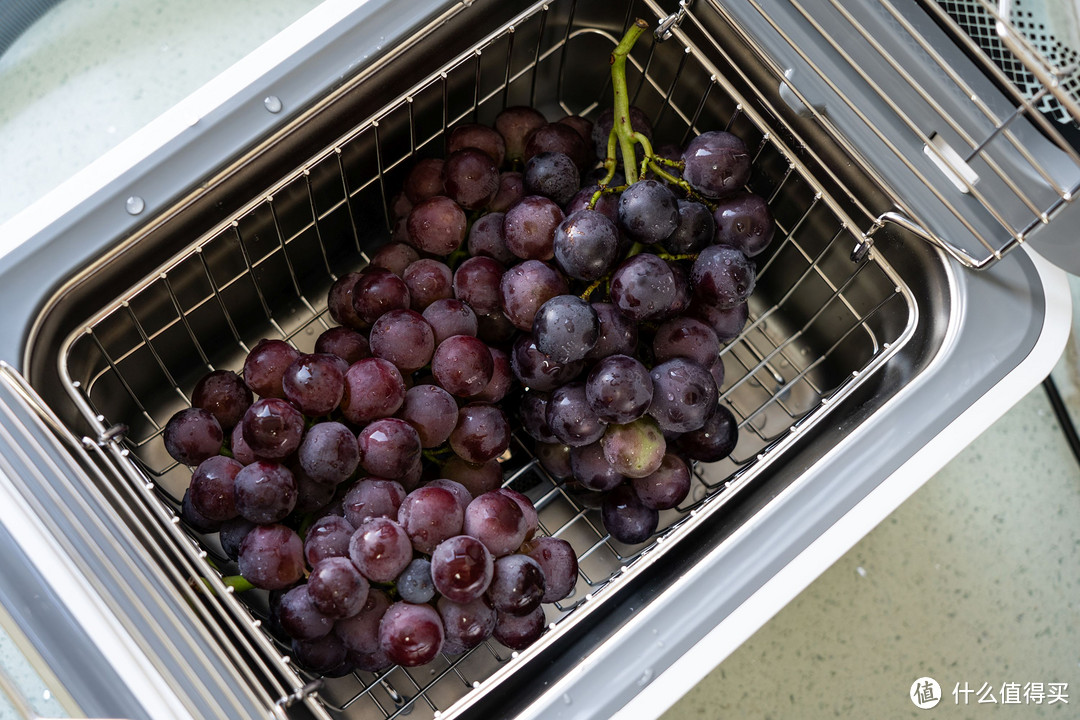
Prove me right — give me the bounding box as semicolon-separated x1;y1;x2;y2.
1;2;1079;719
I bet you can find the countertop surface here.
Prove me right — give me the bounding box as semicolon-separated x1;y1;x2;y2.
1;1;1079;718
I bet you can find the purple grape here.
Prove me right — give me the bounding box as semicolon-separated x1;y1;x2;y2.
448;123;506;167
243;339;301;399
689;299;749;342
343;478;406;527
648;358;718;434
308;557;370;619
368;242;420;277
609;254;678;322
292;635;347;675
676;404;739;462
278;585;335;640
489;554;546;616
292;465;337;514
441;456;503;498
379;601;444;667
406;195;467;256
327;272;368;330
304;515;355;567
523;151;580;206
490;171;525;213
396;558;435;604
495;106;547;163
601;484;658;544
553;209;620;281
163;408;223;466
535;442;573;480
493;606;545;651
564;185;619;222
463;491;528;558
601;416;666;479
477;310;518;348
681;130;751;198
474;347;512;403
398;384;458;448
467;212;514;265
233;461;297;524
422;298;479;345
314;327;370;365
403;157;445;203
450;404;511;464
557;115;594;150
586;303;638;360
402;259;453;311
497;488;538;542
666;199;715;254
547;383;606;447
349;517;413;583
349;648;392;673
618;180;679;244
453;255;505;316
510;333;584;391
341;358;406;424
219;517;255;561
708;357;725;391
665;262;693;320
500;260;569;332
525;537;578;602
524;123;589;171
653;317;721;367
357;418;422;480
282;353;345;417
335;588;391;655
503;196;565;261
188;455;242;522
714;191;776;257
591;106;652;162
397;486;465;554
368;308;435;374
438;595;497;654
443;148;500;210
181;490;221;533
584;354;653;424
297;421;359;486
192;370;252;430
691;245;756;310
425;478;472;512
431;534;495;603
352;269;411;325
432;335;495;397
569;442;624;492
230;422;259;465
238;524;305;590
521;392;557;443
632;453;691;510
532;295;599;364
240;398;304;460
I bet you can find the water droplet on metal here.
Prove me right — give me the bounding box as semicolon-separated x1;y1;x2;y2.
125;196;145;215
562;694;572;705
637;669;654;686
263;95;283;113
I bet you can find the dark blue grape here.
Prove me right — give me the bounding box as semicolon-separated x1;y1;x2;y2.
653;317;721;367
396;558;436;604
553;210;620;281
192;370;252;431
601;484;658;545
666;200;715;254
609;253;678;322
584;354;653;424
691;245;756;309
510;334;584;392
648;358;718;434
297;421;359;486
569;441;624;492
532;295;599;364
547;382;606;447
524;151;581;206
676;404;739;462
618;180;678;244
713;191;776;257
681;130;751;198
164;408;223;466
586;303;637;360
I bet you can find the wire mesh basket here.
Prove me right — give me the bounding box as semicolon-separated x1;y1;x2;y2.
57;0;917;716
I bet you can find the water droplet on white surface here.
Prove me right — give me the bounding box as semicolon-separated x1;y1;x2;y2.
637;669;653;686
562;693;572;705
125;196;145;215
42;690;50;700
263;95;283;113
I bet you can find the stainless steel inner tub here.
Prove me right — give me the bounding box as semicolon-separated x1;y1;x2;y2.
0;0;1074;719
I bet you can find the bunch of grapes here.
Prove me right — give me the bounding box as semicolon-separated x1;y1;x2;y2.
156;17;772;677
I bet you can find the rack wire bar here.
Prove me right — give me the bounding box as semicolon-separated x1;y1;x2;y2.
56;0;920;717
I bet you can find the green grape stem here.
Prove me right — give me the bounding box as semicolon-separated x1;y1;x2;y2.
221;575;256;593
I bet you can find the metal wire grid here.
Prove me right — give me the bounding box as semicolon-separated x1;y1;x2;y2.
940;0;1080;126
57;0;914;717
696;0;1080;270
